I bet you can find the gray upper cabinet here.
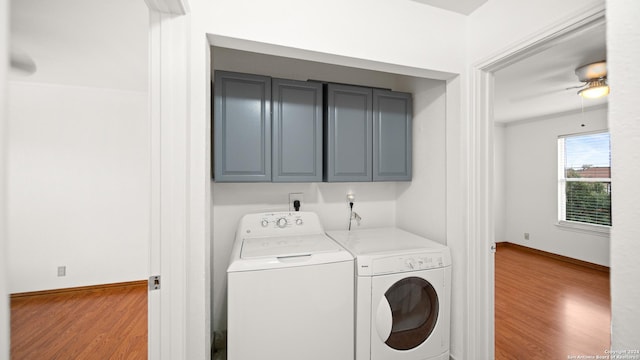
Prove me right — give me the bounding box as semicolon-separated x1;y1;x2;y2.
213;70;412;183
272;79;323;182
214;71;271;182
324;84;373;182
373;89;412;181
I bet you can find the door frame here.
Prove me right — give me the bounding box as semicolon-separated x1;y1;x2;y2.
146;0;213;359
467;3;606;359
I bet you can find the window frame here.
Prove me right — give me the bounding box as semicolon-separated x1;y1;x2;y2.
557;131;611;235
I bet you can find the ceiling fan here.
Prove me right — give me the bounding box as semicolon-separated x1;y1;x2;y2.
569;60;609;99
506;60;609;104
9;47;37;75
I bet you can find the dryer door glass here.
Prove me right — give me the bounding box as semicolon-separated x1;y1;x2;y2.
383;276;439;350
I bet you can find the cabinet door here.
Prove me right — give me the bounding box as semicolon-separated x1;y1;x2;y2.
325;84;373;182
373;89;412;181
213;71;271;182
272;79;323;182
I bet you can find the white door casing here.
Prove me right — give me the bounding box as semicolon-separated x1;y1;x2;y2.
146;0;212;359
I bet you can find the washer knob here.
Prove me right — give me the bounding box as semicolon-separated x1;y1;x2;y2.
261;220;269;227
295;218;303;225
276;217;288;228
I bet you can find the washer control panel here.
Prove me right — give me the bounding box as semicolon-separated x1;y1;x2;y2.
261;213;304;229
363;250;450;276
239;212;321;238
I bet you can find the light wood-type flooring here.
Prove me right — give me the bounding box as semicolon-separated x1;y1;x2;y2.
10;281;147;360
495;243;610;359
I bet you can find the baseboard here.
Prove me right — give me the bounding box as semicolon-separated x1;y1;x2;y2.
10;280;148;299
497;242;609;273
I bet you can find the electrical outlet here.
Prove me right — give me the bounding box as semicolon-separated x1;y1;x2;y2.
524;232;530;240
57;266;66;277
289;193;303;212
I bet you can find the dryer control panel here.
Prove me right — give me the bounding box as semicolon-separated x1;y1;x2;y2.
360;250;451;276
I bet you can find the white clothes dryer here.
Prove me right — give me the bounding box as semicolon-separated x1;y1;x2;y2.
327;227;451;360
227;212;354;360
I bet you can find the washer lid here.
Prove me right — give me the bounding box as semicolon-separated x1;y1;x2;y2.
241;234;344;259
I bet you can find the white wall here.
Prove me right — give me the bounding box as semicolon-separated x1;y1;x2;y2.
210;48;447;330
7;82;149;292
608;0;640;350
207;0;466;77
501;107;610;266
212;47;400;88
395;78;447;244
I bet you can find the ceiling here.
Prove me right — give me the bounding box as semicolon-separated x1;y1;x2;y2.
493;22;607;124
9;0;148;92
412;0;488;15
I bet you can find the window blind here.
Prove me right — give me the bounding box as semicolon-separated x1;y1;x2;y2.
558;132;611;227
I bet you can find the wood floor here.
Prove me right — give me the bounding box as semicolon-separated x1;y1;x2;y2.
10;281;147;360
495;243;610;359
9;249;608;359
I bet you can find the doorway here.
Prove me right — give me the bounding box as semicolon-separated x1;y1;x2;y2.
7;0;151;357
469;6;609;359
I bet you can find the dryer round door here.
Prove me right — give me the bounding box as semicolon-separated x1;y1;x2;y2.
371;269;446;359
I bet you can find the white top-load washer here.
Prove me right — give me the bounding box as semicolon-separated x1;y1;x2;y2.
327;227;452;360
227;211;354;360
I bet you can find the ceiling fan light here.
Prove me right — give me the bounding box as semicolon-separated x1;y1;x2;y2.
578;79;610;99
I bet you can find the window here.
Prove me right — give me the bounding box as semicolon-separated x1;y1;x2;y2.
558;132;611;228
